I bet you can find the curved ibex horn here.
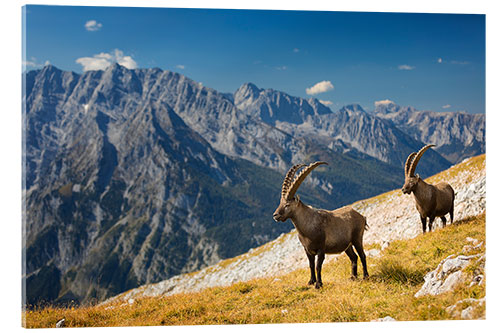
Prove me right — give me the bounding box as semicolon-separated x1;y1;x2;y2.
404;152;417;178
286;161;328;200
281;164;307;199
409;144;435;177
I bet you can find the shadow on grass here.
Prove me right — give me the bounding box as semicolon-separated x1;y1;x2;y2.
371;258;426;286
451;214;484;226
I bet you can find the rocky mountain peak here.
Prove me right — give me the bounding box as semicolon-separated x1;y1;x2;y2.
374;101;416;115
236;82;261;96
339;104;367;115
234;82;332;125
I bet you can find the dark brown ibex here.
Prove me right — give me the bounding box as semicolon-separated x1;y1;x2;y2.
402;144;455;233
273;162;369;288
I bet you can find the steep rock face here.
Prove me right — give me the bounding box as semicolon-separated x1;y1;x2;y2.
234;83;332;125
23;65;299;304
275;104;451;178
374;102;485;164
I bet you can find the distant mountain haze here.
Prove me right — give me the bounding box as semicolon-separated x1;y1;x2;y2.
23;64;484;305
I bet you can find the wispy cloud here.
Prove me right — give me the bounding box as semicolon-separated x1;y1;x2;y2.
85;20;103;32
293;48;300;53
450;60;469;65
374;99;395;106
23;58;50;70
275;66;287;71
76;49;137;71
442;104;451;109
176;64;185;70
306;80;334;95
398;64;415;70
437;58;469;65
319;100;333;106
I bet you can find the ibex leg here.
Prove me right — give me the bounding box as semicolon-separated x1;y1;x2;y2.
428;216;436;231
440;216;447;227
352;241;369;279
420;216;427;233
306;252;316;286
315;250;325;289
345;245;358;280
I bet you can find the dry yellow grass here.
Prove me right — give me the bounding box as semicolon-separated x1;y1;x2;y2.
24;213;485;328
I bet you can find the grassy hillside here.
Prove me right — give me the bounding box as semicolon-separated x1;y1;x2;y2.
24;213;485;327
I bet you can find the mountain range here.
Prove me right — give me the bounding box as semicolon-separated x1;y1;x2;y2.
23;64;484;305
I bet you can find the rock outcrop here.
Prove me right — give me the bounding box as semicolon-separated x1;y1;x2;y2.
415;236;485;298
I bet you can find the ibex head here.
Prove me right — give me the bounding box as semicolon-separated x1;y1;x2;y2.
402;144;435;194
273;161;327;222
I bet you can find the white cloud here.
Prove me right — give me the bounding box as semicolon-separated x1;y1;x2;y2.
23;58;50;70
442;104;451;109
306;80;334;95
176;65;185;70
275;66;287;71
76;49;137;71
398;64;415;70
437;58;469;65
374;99;395;106
85;20;103;32
319;100;333;106
23;60;37;67
293;48;300;53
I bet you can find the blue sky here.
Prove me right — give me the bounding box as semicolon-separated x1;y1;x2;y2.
23;5;485;113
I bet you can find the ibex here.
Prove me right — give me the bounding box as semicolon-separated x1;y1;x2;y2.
402;144;455;233
273;162;369;289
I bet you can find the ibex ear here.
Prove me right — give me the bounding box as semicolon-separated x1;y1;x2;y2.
416;174;420;180
295;195;300;202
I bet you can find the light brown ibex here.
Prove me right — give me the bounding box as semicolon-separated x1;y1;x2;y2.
402;144;455;233
273;162;369;288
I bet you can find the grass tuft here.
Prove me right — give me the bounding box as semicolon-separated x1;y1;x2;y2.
376;258;425;285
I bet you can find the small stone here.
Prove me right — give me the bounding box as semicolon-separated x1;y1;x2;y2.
371;316;396;322
55;319;65;328
128;298;135;305
440;271;464;293
281;309;288;314
466;237;478;244
461;306;475;320
366;249;381;257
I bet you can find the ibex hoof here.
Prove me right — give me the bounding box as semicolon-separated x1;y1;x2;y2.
315;282;323;289
350;276;358;281
308;279;316;286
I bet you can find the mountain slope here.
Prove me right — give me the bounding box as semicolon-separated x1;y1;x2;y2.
24;65;299;305
233;83;452;177
23;64;408;306
374;101;485;164
276;104;451;175
234;82;332;125
104;155;485;302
